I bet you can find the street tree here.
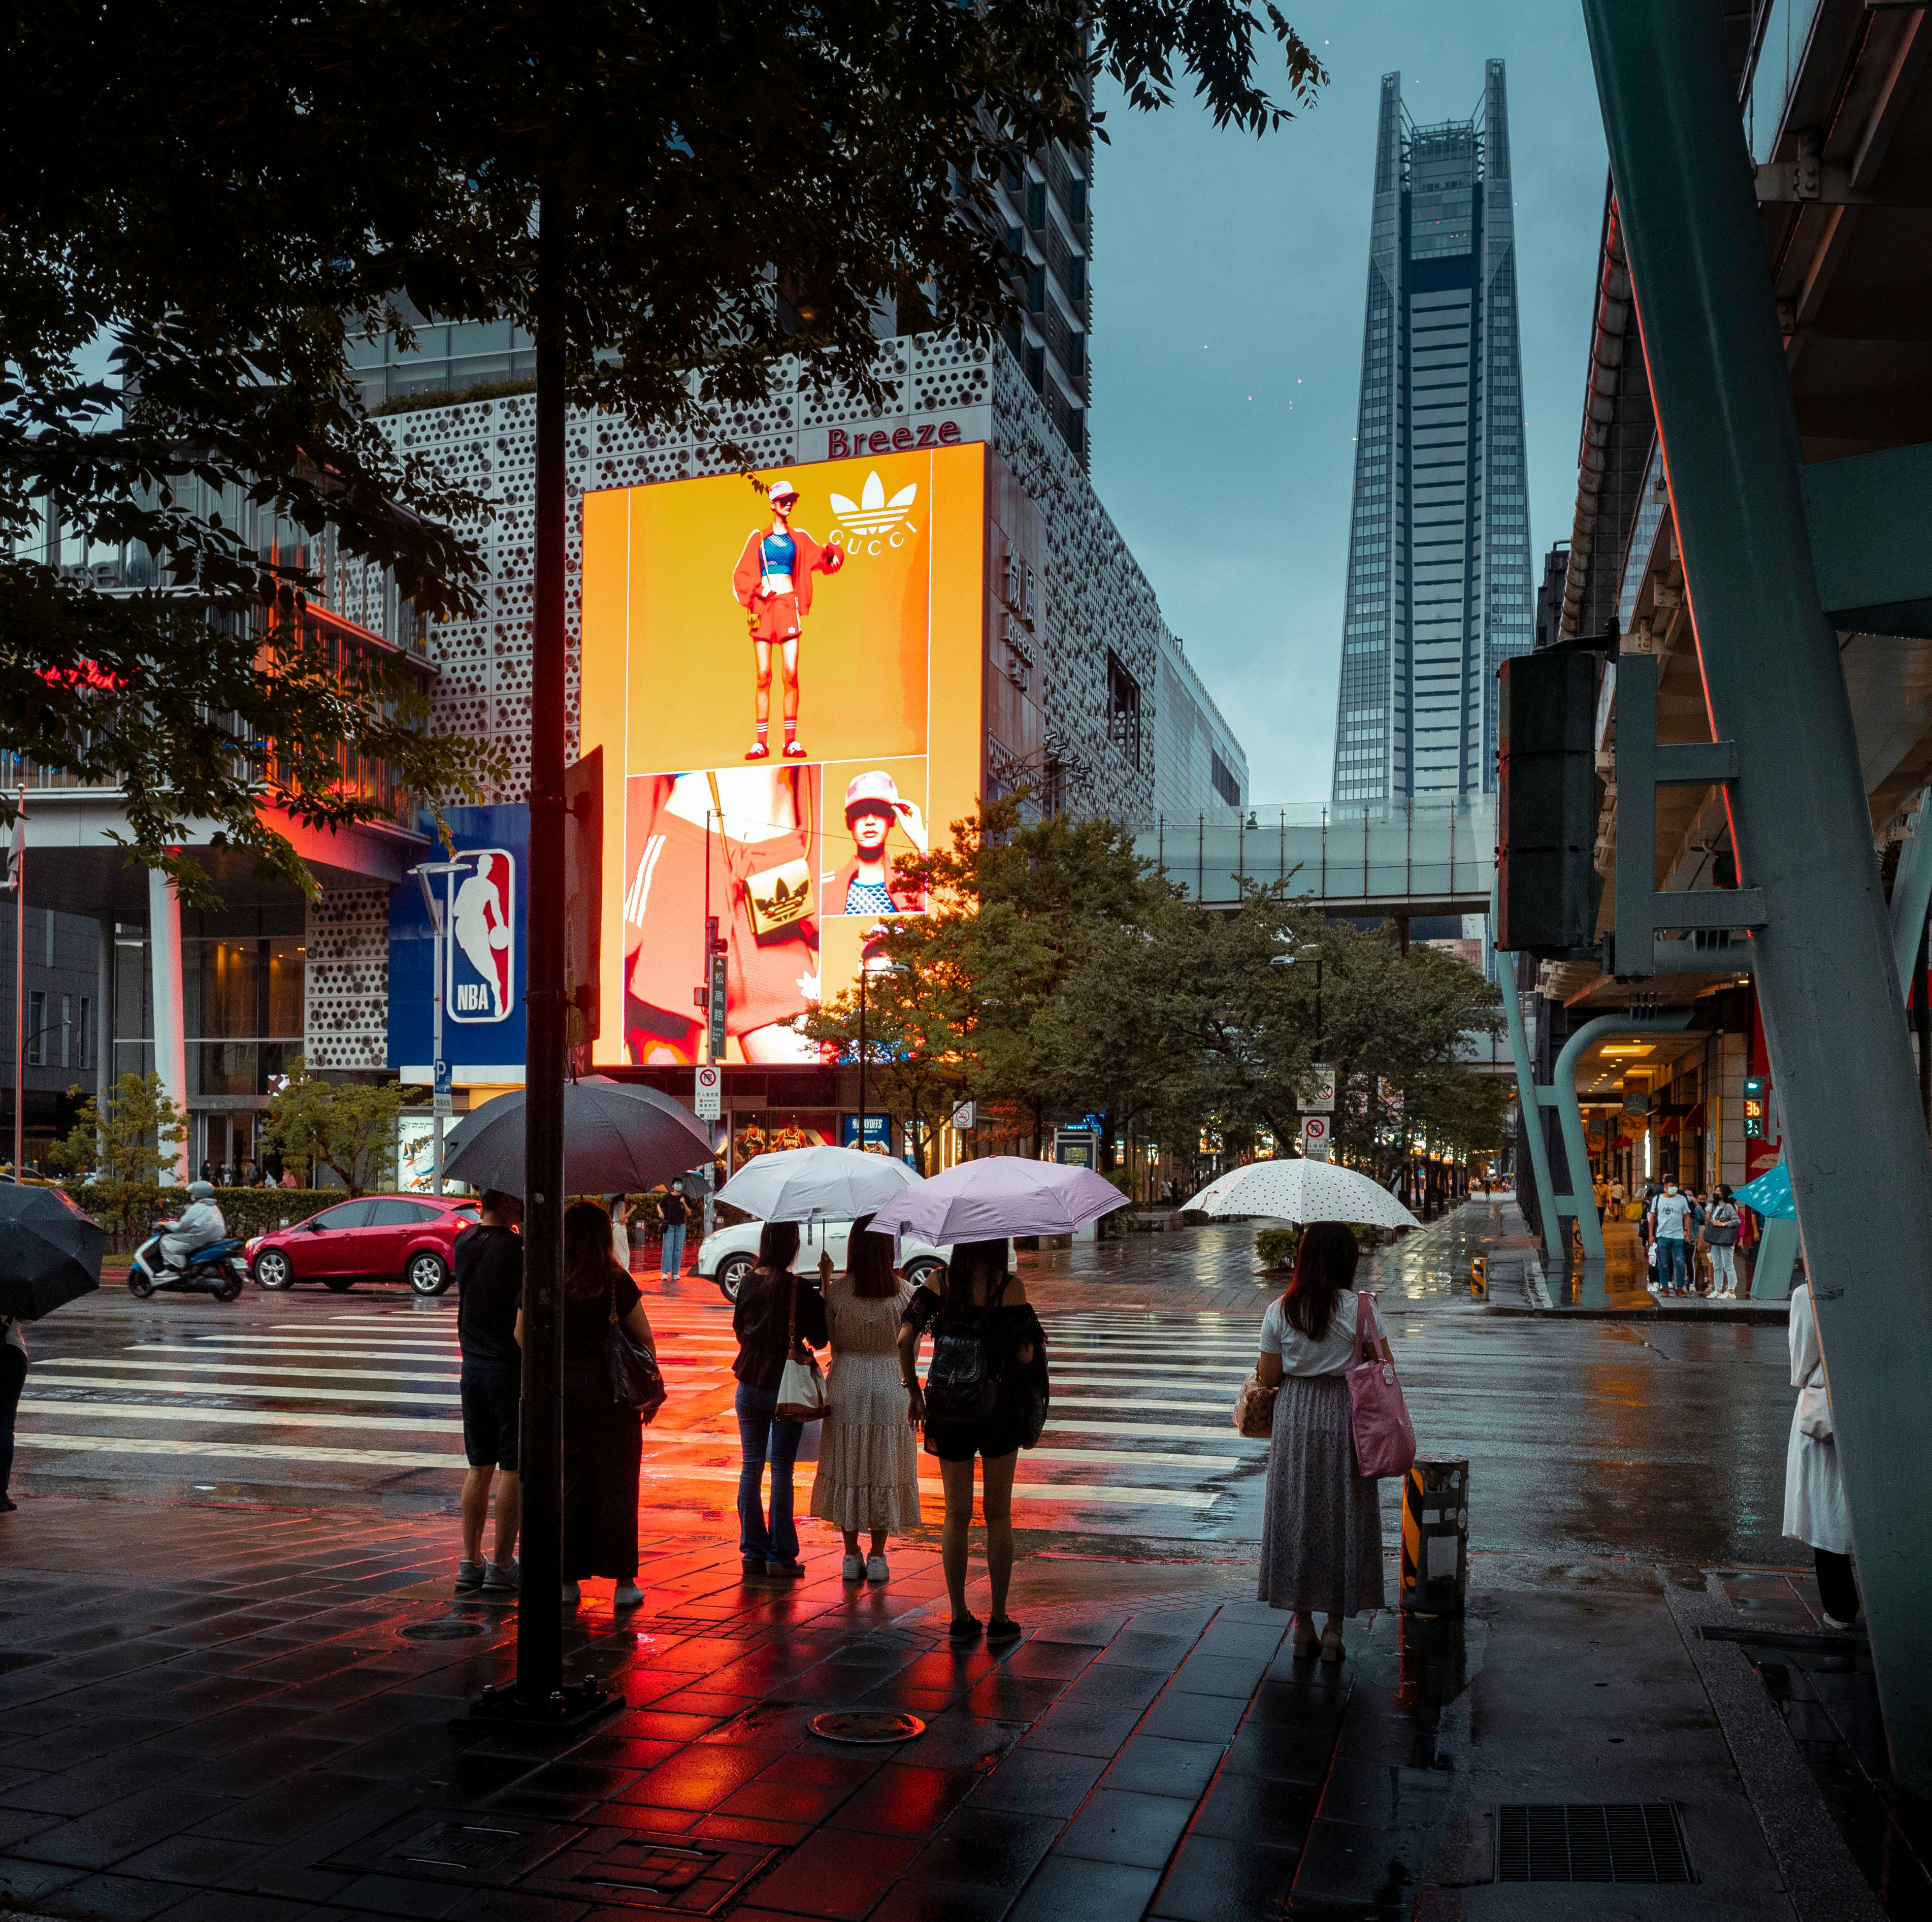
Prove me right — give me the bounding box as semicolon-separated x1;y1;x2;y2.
44;1071;189;1242
4;2;1324;894
258;1058;408;1195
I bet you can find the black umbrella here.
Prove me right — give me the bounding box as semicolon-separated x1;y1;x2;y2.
442;1077;713;1198
0;1184;106;1319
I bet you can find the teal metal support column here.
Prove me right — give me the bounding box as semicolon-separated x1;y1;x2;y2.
1550;1011;1692;1267
1496;947;1559;1257
1890;791;1932;994
1585;0;1932;1788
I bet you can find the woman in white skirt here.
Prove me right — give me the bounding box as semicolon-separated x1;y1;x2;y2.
810;1213;922;1582
1254;1221;1391;1662
1783;1273;1859;1628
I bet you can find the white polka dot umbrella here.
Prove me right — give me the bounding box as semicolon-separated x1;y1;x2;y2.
1183;1158;1421;1229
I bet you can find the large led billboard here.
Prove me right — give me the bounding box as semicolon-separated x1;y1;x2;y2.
579;444;986;1065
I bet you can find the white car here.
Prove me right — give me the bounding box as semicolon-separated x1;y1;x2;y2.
694;1217;951;1303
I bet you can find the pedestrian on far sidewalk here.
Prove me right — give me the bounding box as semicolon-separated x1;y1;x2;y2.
1705;1188;1742;1297
732;1222;825;1576
810;1214;921;1584
1783;1269;1859;1630
1650;1179;1693;1296
454;1188;524;1596
1610;1177;1627;1214
1254;1221;1390;1663
609;1195;635;1273
0;1313;26;1514
561;1201;651;1611
659;1185;689;1280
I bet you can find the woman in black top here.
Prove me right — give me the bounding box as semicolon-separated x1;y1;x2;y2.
731;1221;827;1576
561;1201;655;1609
898;1237;1046;1646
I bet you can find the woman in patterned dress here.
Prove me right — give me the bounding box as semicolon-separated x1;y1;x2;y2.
810;1214;922;1582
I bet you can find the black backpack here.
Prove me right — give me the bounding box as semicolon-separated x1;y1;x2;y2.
923;1272;1008;1425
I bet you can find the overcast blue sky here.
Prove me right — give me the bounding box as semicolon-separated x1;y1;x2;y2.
1088;1;1609;803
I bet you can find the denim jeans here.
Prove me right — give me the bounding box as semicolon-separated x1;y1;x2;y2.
1658;1236;1690;1291
735;1382;802;1560
661;1222;686;1277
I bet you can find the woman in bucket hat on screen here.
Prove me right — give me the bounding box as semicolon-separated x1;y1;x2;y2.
824;770;927;917
732;475;844;761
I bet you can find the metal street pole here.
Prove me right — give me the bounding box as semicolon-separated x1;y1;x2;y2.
484;179;578;1728
857;963;867;1150
12;784;23;1179
1584;0;1932;1787
412;861;464;1196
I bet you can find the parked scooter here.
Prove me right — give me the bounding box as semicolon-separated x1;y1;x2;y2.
128;1225;249;1301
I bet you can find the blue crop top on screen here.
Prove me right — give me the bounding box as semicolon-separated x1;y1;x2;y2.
761;532;798;577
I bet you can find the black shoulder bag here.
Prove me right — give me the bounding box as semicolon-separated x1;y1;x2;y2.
606;1271;666;1422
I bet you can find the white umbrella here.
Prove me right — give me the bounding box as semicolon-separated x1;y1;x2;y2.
866;1155;1129;1247
716;1144;920;1222
1183;1158;1421;1230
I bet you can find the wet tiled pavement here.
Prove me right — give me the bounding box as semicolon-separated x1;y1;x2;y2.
0;1202;1872;1920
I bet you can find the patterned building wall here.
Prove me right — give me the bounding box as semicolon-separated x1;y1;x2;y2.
303;887;390;1070
373;337;1177;824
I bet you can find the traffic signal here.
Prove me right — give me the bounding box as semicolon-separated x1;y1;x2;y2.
1743;1076;1766;1139
1496;648;1606;957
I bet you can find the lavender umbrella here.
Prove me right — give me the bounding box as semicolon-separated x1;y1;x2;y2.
863;1156;1128;1248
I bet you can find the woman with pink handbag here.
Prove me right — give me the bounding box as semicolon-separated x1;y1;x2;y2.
1250;1221;1412;1662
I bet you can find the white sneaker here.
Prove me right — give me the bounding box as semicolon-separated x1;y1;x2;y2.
866;1553;890;1584
561;1580;581;1605
840;1554;864;1582
1646;1280;1660;1293
614;1580;643;1608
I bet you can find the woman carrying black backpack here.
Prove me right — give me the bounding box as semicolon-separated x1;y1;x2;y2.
898;1237;1047;1646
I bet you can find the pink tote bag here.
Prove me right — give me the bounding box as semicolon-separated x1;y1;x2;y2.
1345;1290;1416;1478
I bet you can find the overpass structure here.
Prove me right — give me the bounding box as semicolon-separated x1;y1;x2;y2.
1131;797;1495;918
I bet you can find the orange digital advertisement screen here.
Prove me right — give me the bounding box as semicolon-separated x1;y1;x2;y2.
579;444;987;1066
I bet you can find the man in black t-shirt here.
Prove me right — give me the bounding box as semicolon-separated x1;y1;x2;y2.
660;1186;690;1280
454;1188;525;1594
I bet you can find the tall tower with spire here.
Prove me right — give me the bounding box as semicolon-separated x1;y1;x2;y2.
1330;61;1531;804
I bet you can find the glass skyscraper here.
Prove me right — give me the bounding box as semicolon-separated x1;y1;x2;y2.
1331;62;1532;804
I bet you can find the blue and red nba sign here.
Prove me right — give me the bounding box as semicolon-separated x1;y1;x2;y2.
388;805;529;1080
445;849;516;1023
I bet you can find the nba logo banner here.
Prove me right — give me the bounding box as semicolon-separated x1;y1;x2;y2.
386;803;529;1080
446;850;516;1024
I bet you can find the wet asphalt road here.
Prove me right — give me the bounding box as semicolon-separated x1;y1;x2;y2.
7;1204;1803;1569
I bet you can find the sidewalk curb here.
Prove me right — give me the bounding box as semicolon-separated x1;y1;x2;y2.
1664;1579;1885;1922
1487;1301;1790;1323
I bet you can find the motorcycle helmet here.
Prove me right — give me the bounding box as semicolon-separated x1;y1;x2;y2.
185;1180;216;1200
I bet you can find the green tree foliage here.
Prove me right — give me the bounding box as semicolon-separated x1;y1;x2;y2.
44;1071;190;1243
4;2;1323;893
805;799;1508;1189
258;1058;407;1195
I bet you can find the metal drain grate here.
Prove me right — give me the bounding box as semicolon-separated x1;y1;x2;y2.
1496;1804;1693;1883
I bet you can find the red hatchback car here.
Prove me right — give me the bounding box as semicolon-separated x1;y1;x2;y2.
248;1194;479;1296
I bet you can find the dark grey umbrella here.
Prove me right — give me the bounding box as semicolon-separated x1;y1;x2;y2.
0;1184;106;1319
442;1077;713;1198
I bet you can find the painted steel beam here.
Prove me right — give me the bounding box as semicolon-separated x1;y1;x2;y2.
1806;443;1932;636
1585;0;1932;1790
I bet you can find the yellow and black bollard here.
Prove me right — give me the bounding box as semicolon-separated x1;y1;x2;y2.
1469;1253;1487;1299
1400;1458;1469;1616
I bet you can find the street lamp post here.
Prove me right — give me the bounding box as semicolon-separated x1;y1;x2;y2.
411;860;467;1194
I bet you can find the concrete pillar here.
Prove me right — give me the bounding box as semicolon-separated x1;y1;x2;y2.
147;867;189;1186
1585;0;1932;1788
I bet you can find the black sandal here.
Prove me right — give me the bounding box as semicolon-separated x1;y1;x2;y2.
947;1614;983;1643
987;1616;1022;1646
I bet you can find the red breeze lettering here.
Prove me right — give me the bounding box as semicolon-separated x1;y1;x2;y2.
828;421;963;458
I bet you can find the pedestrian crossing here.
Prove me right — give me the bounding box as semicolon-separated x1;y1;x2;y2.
16;1293;1271;1534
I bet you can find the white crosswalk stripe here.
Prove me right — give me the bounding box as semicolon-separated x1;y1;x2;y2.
16;1295;1267;1532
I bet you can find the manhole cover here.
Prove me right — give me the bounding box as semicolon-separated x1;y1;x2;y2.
1496;1804;1693;1883
396;1822;529;1872
810;1710;926;1745
398;1620;487;1642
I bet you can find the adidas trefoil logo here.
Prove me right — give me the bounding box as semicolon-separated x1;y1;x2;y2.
830;471;919;536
